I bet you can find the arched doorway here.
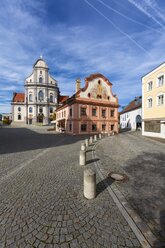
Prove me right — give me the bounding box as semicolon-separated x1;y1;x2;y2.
37;113;44;123
136;115;142;129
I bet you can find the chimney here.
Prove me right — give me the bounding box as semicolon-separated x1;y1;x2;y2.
76;78;81;93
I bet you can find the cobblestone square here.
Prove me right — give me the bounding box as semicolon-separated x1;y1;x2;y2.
0;127;164;247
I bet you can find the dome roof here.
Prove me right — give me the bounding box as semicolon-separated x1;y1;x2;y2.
33;56;49;69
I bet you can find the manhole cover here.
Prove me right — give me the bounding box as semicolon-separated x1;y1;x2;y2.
108;172;128;182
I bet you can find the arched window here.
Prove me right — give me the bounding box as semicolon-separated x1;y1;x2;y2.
29;107;33;113
39;76;43;83
39;107;43;113
18;107;21;112
50;107;53;113
50;93;53;103
38;90;44;101
18;114;21;120
29;93;33;102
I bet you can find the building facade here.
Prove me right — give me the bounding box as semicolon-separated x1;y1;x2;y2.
11;57;60;125
120;96;142;130
56;74;119;135
142;62;165;138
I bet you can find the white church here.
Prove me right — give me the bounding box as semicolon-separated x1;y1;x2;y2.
11;57;61;125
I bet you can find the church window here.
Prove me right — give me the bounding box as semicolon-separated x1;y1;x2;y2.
40;71;42;74
39;76;43;83
50;107;53;113
29;94;33;102
29;107;33;113
50;93;53;103
18;114;21;120
39;107;43;113
38;91;44;101
18;107;21;112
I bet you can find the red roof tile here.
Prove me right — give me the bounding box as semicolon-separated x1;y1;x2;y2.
59;95;69;103
13;93;25;102
120;97;142;114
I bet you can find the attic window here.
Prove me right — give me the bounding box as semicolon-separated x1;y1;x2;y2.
30;79;32;82
107;96;110;100
88;93;91;98
98;80;101;84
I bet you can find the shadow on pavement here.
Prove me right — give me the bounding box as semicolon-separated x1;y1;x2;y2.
96;177;114;197
123;152;165;247
153;210;165;248
86;158;100;165
0;127;90;155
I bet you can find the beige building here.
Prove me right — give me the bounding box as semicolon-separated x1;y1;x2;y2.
142;62;165;138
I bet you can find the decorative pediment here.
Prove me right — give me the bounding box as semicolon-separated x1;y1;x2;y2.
79;73;117;103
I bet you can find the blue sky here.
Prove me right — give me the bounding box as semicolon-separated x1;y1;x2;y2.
0;0;165;113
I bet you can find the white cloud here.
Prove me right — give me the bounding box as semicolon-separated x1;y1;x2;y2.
0;0;164;113
127;0;165;29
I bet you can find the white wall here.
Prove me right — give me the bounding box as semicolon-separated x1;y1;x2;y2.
120;108;142;130
13;105;26;123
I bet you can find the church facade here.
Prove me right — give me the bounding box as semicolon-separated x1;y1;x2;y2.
11;57;60;125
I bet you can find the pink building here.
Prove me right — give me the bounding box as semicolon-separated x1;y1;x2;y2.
56;73;119;135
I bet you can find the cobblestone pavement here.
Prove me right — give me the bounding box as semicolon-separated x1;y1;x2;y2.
96;131;165;248
0;127;142;248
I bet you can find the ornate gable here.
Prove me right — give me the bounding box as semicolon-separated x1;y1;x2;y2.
79;73;117;103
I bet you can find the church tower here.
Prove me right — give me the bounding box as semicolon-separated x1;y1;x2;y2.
24;56;59;125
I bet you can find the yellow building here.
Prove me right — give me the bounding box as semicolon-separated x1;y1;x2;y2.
142;62;165;138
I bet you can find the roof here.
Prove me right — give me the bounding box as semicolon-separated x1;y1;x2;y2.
33;57;48;69
13;93;25;102
142;62;165;79
120;96;142;115
85;73;112;86
59;95;69;103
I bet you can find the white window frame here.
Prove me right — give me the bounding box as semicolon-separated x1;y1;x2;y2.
157;74;164;87
147;97;153;108
147;81;153;91
157;93;164;106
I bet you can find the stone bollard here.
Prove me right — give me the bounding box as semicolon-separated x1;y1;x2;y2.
112;131;115;136
79;150;86;166
89;136;93;145
108;133;110;137
85;139;89;147
99;133;102;139
94;134;97;142
81;143;86;151
84;169;96;199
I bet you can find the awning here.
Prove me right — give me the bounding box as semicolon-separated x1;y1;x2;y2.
51;120;56;124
